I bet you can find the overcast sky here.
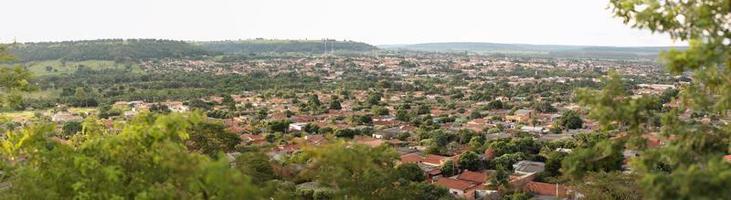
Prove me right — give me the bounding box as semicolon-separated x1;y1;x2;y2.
2;0;683;46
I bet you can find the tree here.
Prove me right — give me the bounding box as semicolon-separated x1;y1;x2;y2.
294;142;421;199
458;151;481;171
366;92;382;106
188;120;241;157
561;140;624;180
234;151;276;183
74;87;87;103
441;160;457;177
396;108;411;121
486;100;503;110
303;123;320;134
469;111;482;119
405;182;455;200
0;113;265;199
557;110;583;130
534;101;557;113
371;106;389;116
222;95;236;109
307;94;321;107
573;172;642;200
506;192;532;200
396;163;426;182
602;3;731;198
61;121;82;137
149;103;171;113
267;120;290;133
328;98;341;110
0;46;33;109
490;168;510;189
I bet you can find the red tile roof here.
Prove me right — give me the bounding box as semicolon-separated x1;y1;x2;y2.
400;153;422;164
457;170;487;184
435;178;476;191
423;154;447;166
524;181;569;197
724;155;731;163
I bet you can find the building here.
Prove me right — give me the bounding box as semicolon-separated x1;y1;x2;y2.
51;112;83;123
506;109;534;123
434;177;477;198
456;170;488;185
288;122;308;132
513;160;545;175
524;181;571;199
521;126;547;134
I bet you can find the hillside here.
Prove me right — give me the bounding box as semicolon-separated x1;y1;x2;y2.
8;39;213;62
381;42;683;59
198;39;378;55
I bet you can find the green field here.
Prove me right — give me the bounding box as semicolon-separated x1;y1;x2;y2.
0;60;144;76
0;107;97;122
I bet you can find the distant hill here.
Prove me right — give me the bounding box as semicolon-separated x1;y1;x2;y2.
8;39;212;62
197;39;378;55
380;42;684;59
4;39;378;62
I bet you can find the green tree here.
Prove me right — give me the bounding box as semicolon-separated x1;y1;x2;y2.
396;163;426;182
222;95;236;109
441;160;457;177
557;110;583;130
534;101;557;113
61;121;83;137
267;120;291;133
328;98;342;110
188;120;241;157
294;142;419;199
0;46;33;109
458;151;481;171
561;140;624;180
234;151;276;183
0;113;264;199
490;168;510;189
486;100;503;110
573;171;642;200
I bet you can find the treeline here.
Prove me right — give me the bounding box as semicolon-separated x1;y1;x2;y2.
5;39;378;62
8;39;213;62
198;39;378;55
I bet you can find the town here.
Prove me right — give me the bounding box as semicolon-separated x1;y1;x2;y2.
2;0;730;199
2;45;694;199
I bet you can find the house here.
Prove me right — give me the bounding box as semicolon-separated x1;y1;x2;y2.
288;122;308;132
523;181;571;199
241;134;265;144
456;170;488;185
513;160;545;175
434;178;477;199
353;136;385;148
521;126;547;134
51;112;83;123
400;153;422;164
372;127;402;139
422;154;450;167
164;101;189;112
506;109;534;123
123;110;138;119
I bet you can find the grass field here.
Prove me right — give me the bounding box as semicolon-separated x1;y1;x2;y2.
0;107;97;122
0;60;144;76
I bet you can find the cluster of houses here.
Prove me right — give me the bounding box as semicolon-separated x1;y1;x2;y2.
398;149;572;200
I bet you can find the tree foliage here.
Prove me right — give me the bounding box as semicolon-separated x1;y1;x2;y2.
0;113;264;199
566;1;731;199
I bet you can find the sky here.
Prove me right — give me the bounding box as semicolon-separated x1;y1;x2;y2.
1;0;683;46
